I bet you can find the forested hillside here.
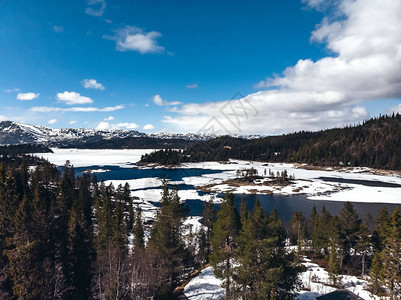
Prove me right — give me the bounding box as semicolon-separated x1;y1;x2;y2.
141;114;401;169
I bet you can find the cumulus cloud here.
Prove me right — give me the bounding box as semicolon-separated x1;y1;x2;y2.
96;121;139;130
186;84;199;89
389;103;401;114
82;79;105;90
31;105;124;113
16;92;39;101
57;91;94;105
48;119;57;125
0;115;7;121
69;120;78;125
143;124;155;130
165;0;401;134
104;116;114;121
153;94;181;106
85;0;106;16
104;26;165;54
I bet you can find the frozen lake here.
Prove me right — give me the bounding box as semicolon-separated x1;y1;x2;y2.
35;148;401;222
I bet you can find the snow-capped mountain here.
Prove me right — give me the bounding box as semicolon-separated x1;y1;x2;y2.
0;121;215;146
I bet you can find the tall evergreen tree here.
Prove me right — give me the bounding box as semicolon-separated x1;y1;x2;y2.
133;206;145;249
148;183;189;298
210;193;240;299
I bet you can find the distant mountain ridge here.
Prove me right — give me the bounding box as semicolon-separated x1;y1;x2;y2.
0;121;218;147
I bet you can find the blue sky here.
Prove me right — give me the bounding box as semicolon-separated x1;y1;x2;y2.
1;0;400;134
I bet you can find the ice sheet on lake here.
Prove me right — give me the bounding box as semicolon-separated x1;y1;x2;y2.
33;148;157;167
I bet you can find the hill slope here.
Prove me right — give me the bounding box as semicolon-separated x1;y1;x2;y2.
141;114;401;170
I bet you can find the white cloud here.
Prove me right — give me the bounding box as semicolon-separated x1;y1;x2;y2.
153;94;182;106
186;84;199;89
96;121;111;130
104;26;165;54
389;103;401;114
96;121;139;130
82;79;105;90
5;88;20;93
69;120;78;125
57;91;94;105
53;26;64;33
153;94;164;106
117;122;139;129
0;115;7;121
85;0;106;17
16;92;39;101
31;105;124;112
143;124;155;130
104;116;114;121
48;119;57;125
165;0;401;134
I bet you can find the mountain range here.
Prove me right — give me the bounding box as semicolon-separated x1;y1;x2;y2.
0;121;218;147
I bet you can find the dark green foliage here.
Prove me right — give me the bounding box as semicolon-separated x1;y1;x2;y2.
236;201;301;299
147;182;190;298
141;114;401;170
200;197;216;264
210;193;240;299
369;208;401;299
133;206;145;249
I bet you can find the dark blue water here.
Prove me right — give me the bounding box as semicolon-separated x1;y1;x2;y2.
319;177;401;188
75;165;222;182
77;165;400;223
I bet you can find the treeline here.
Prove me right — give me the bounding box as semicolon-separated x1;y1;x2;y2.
0;144;52;156
289;202;401;299
0;144;52;167
141;114;401;170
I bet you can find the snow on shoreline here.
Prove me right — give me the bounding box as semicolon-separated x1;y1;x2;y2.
180;160;401;204
32;149;401;205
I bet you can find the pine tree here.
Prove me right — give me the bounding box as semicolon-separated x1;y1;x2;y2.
148;183;189;297
339;202;361;268
201;197;216;262
67;175;94;299
133;206;145;249
5;194;41;298
290;211;306;247
210;193;240;299
377;208;401;299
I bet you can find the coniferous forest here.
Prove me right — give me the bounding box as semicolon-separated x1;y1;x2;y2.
141;114;401;170
1;155;401;299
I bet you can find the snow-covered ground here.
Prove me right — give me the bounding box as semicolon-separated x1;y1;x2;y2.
297;258;383;300
184;266;225;300
34;148;155;167
183;258;385;300
179;160;401;204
